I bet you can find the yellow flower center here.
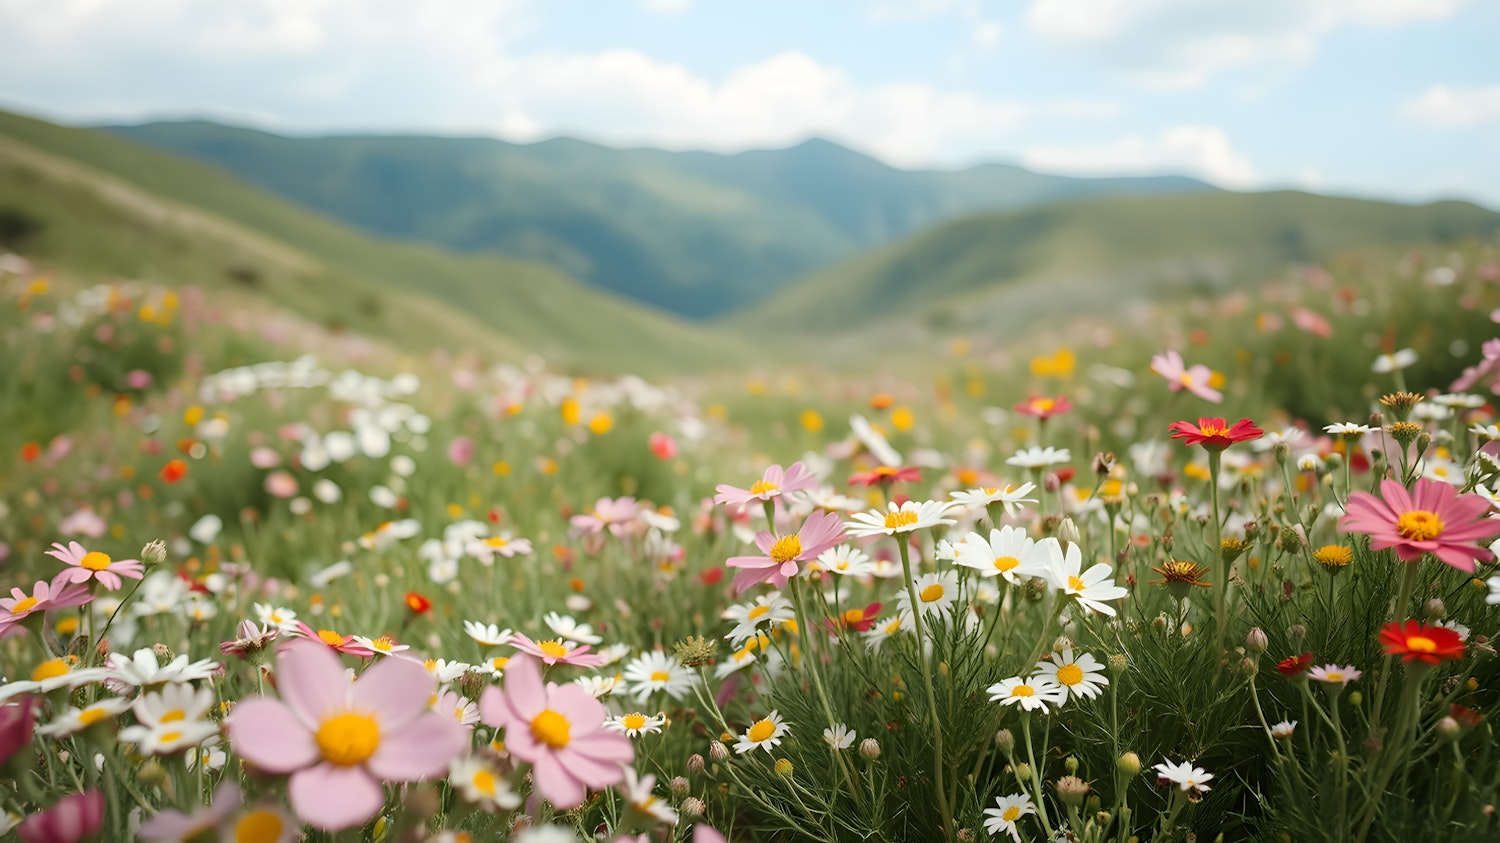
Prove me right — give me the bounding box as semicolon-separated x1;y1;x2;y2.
1178;372;1195;386
749;480;779;496
530;709;572;749
315;712;381;766
471;769;497;796
1396;510;1444;541
1003;806;1021;822
159;731;183;744
10;596;39;615
650;670;670;682
538;640;570;659
1326;672;1344;683
1056;664;1083;686
160;709;186;723
491;657;509;670
1405;635;1437;653
78;707;111;727
1011;685;1035;698
234;810;286;843
883;509;919;530
1067;575;1086;592
80;552;112;571
843;608;866;624
623;713;648;731
486;537;509;548
770;535;802;565
372;637;395;653
1033;399;1055;412
31;658;70;681
747;605;770;620
919;584;945;603
316;629;346;647
994;556;1020;572
747;718;777;743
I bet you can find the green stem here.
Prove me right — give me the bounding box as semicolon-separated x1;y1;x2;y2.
896;536;955;842
1208;450;1227;657
1021;712;1055;838
789;577;865;810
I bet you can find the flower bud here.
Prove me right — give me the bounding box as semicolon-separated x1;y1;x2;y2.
1117;752;1141;776
1287;624;1307;646
670;776;690;797
774;758;793;777
1057;775;1090;808
687;753;705;774
1247;627;1268;654
1425;599;1446;620
1013;762;1032;781
859;738;881;760
681;797;705;818
710;741;729;762
994;729;1015;753
152;643;175;668
957;829;975;843
1348;691;1362;706
1053;635;1074;653
1108;654;1129;673
1057;517;1081;549
1065;755;1079;775
141;539;168;566
1437;716;1462;742
1240;657;1257;676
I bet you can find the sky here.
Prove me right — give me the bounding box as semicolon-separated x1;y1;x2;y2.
2;0;1498;205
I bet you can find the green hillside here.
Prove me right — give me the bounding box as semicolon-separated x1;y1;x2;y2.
0;110;733;373
103;121;1210;318
732;190;1500;336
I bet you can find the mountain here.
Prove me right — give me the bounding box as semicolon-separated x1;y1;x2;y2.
0;110;733;373
731;190;1500;336
102;120;1212;318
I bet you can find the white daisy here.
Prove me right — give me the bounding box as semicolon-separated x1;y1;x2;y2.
987;675;1068;712
466;532;534;563
622;651;696;701
950;482;1038;515
544;612;602;645
36;697;132;738
464;621;515;648
0;658;112;704
951;526;1049;584
1034;648;1109;700
253;603;299;632
862;614;912;652
734;710;789;754
1271;721;1297;740
350;635;409;657
982;793;1037;843
1154;759;1213;796
596;642;632;666
433;690;481;731
428;557;459;585
131;682;215;728
604;711;667;737
105;648;220;692
722;593;795;645
823;723;856;750
896;570;960;619
817;545;874;577
449;756;522;811
1005;446;1071;470
184;739;227;771
421;658;474;684
621;767;678;825
1486;573;1500;605
357;519;420;550
1038;538;1128;617
845;500;958;539
1371;349;1418;373
1324;422;1376;436
715;642;759;679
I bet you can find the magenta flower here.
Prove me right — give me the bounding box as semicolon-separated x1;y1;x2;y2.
508;632;604;668
0;579;93;641
1;696;36;766
1150;350;1222;403
45;541;145;591
478;655;632;809
1340;478;1500;572
225;640;468;831
714;461;817;509
18;791;104;843
726;510;845;593
570;497;643;538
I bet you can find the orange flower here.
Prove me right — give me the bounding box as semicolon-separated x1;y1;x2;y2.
1379;620;1465;664
1168;418;1264;452
404;591;433;615
20;442;41;462
160;459;188;484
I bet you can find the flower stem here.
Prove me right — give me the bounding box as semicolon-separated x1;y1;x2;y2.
896;536;956;842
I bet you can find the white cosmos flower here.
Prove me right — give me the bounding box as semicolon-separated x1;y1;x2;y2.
951;526;1049;584
1034;648;1109;700
987;675;1068;712
845;500;957;539
1038;538;1128;617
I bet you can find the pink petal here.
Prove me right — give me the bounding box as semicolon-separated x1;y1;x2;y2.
751;530;776;555
1432;545;1479;573
276;640;351;729
725;554;772;571
289;763;386;831
225;698;319;773
1379;480;1414;516
366;712;467;781
477;685;517;730
503;655;549;720
350;654;434;729
567;730;634;768
531;752;586;809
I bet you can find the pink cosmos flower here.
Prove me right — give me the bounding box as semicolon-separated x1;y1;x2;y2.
508;632;604;668
726;510;845;594
45;541;146;591
18;791;104;843
1452;338;1500;393
226;640;468;831
289;621;377;657
1150;350;1223;403
1340;478;1500;573
139;781;302;842
478;655;632;809
714;462;816;509
570;497;643;538
0;579;93;641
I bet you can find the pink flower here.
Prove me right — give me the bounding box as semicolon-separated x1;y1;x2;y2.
1;696;35;767
1340;478;1500;573
18;791;104;843
288;622;377;657
570;497;643;538
479;655;632;809
508;632;604;668
0;579;93;641
1452;338;1500;392
249;447;282;469
714;462;816;509
264;471;299;499
1150;350;1222;403
45;541;145;591
649;432;678;461
127;369;153;390
726;510;845;593
447;436;476;467
225;640;468;831
1290;307;1333;338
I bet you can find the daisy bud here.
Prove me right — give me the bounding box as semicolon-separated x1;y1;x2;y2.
994;729;1015;753
958;829;975;843
141;539;168;566
681;797;705;818
859;738;881;760
674;635;719;668
1053;635;1073;653
138;760;169;787
1288;624;1307;646
1242;519;1260;541
1057;517;1081;550
1240;657;1257;676
774;758;793;777
710;741;729;762
1437;716;1462;742
687;753;705;774
1425;599;1446;620
152;643;175;667
1247;627;1268;654
1117;752;1141;776
1348;691;1362;706
670;776;690;797
1108;654;1129;673
1273;441;1292;464
1057;775;1090;808
1013;762;1031;782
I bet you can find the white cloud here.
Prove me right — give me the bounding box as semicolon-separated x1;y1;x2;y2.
641;0;692;14
972;21;1003;50
1401;84;1500;128
1026;0;1466;88
1020;125;1257;187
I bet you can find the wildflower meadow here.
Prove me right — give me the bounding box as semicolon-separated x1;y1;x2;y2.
6;246;1500;843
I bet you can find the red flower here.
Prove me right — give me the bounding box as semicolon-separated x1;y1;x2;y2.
1275;653;1313;677
1379;620;1465;664
20;442;40;463
1168;417;1264;451
848;465;921;487
159;459;188;484
1014;395;1074;420
824;602;882;633
404;591;433;615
